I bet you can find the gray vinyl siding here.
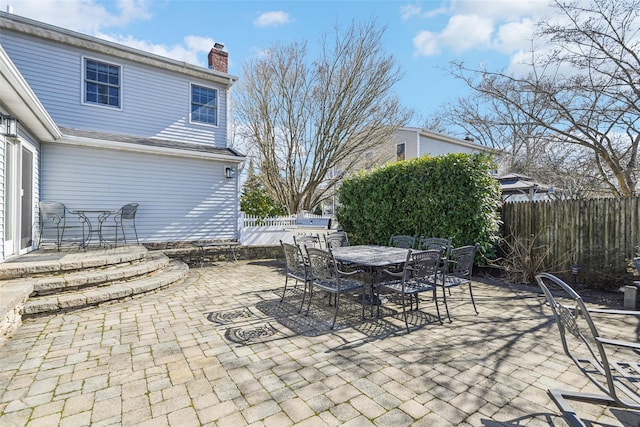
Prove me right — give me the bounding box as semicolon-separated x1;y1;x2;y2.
418;135;482;157
40;143;237;243
1;31;229;147
392;129;419;161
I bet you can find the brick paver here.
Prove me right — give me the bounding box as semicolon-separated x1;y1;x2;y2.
1;258;639;426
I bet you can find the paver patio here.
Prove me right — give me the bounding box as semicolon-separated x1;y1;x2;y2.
1;258;639;426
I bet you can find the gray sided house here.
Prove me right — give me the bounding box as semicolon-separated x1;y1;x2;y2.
391;127;498;162
0;12;244;262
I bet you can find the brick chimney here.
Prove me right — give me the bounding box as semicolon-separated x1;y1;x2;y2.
208;43;228;73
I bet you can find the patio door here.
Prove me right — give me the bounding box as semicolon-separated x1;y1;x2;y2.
3;140;17;256
3;141;34;257
20;147;34;251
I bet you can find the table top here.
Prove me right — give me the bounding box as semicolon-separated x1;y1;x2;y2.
332;245;413;267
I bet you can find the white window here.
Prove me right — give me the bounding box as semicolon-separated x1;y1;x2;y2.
83;58;121;108
191;84;218;126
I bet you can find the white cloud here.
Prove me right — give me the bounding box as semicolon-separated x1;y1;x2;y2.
440;15;494;52
253;11;293;28
493;19;536;53
413;31;441;56
7;0;151;34
411;0;554;57
7;0;216;67
401;3;448;20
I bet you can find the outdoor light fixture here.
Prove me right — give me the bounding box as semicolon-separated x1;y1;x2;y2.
225;167;235;179
0;114;18;138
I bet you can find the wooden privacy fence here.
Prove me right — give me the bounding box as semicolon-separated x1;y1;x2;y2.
501;197;640;288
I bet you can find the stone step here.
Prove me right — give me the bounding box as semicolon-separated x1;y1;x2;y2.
0;246;148;280
2;252;170;296
22;259;189;316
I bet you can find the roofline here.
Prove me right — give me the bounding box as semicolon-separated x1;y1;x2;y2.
0;11;237;87
399;126;500;154
55;133;246;163
0;45;61;141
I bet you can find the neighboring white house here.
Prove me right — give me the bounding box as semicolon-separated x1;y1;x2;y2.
0;11;244;262
390;127;500;164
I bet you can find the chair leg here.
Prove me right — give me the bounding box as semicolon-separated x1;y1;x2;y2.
548;389;618;427
400;293;410;333
468;282;478;314
132;219;139;244
441;285;452;322
281;275;289;302
432;287;443;325
298;281;308;314
331;293;340;329
306;286;314;316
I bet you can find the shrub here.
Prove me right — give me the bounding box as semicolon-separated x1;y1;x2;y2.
336;153;502;256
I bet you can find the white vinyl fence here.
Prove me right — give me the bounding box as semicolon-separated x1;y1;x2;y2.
239;212;335;246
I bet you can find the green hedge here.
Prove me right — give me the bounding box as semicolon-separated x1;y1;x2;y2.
336;153;502;256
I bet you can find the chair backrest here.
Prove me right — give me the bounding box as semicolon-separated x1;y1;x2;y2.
294;234;322;248
305;247;337;283
535;272;625;405
324;232;349;249
39;201;67;223
411;249;444;282
447;245;476;278
281;241;305;275
389;235;416;249
417;237;451;255
120;203;138;220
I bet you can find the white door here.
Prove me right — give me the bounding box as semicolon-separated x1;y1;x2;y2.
3;140;34;257
3;140;17;256
20;146;34;252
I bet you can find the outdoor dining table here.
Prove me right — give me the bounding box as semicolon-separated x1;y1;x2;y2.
332;245;415;317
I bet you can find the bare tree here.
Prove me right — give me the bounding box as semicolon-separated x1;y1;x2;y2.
447;0;640;198
235;20;410;213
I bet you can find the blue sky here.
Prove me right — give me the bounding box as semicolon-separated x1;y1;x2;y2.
4;0;554;132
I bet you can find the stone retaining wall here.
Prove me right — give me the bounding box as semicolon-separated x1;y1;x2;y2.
0;284;32;347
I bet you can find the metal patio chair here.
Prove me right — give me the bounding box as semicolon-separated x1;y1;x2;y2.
280;241;310;313
305;247;363;329
293;233;322;249
39;201;68;250
417;236;452;257
535;272;640;427
388;235;416;249
378;248;443;332
38;201;86;250
101;203;139;247
438;244;478;322
324;231;350;250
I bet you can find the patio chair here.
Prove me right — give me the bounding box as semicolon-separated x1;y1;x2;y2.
304;247;364;329
280;241;310;313
417;236;452;257
388;235;416;249
39;201;68;250
324;231;350;249
378;249;443;332
293;234;322;248
535;272;640;427
438;244;478;322
101;203;139;247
